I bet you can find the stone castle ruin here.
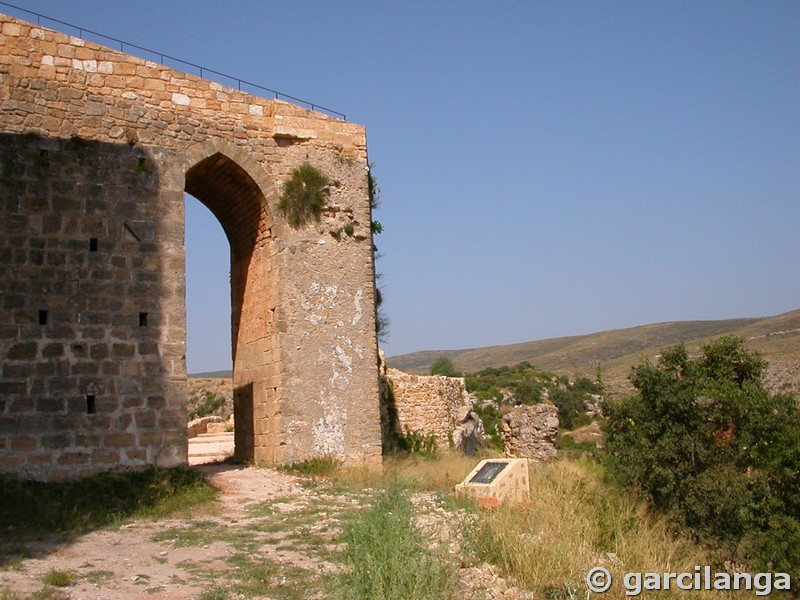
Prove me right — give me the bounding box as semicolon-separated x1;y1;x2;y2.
0;15;382;480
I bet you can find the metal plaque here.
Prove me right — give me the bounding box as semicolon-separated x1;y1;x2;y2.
469;461;508;484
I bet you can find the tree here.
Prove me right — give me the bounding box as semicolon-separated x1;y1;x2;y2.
604;336;800;576
429;357;457;377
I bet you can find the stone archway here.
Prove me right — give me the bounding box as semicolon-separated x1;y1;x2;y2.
184;145;275;462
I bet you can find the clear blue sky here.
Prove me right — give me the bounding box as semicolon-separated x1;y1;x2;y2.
5;1;798;372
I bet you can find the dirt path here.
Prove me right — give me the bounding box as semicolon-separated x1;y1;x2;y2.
1;465;532;600
0;465;318;599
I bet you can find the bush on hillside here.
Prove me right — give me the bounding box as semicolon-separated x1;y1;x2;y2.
549;387;591;430
429;357;458;377
465;363;600;431
604;336;800;576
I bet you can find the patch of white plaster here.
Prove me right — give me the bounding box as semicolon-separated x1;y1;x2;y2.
300;283;341;326
352;289;363;325
330;343;353;390
312;412;346;455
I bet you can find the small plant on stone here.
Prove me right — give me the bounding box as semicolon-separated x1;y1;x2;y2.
278;455;341;477
278;162;330;228
41;569;75;587
402;429;438;458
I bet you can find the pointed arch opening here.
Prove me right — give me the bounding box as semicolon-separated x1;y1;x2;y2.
185;152;275;463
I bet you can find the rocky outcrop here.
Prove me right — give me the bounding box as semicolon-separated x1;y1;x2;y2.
452;411;485;456
501;404;559;461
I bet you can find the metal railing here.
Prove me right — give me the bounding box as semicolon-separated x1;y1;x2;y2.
0;1;346;120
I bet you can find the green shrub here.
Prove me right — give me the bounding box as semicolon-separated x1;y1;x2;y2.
571;376;602;395
278;163;330;228
556;435;597;454
190;391;225;419
473;386;502;402
604;336;800;577
550;388;589;430
429;357;457;377
515;375;545;405
472;403;503;450
42;569;74;587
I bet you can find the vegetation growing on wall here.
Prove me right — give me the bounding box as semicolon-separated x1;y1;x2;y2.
278;162;330;228
368;165;390;343
604;336;800;577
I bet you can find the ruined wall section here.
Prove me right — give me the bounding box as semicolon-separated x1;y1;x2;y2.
0;15;381;478
385;368;471;447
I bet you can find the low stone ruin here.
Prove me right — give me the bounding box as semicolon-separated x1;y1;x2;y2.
384;368;472;448
383;364;559;460
187;416;230;438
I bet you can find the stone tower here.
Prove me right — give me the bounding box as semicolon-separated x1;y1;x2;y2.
0;15;382;480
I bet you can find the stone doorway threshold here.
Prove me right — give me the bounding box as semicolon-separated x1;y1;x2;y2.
188;431;234;465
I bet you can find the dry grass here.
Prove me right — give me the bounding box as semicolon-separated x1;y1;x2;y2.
277;452;779;598
467;457;769;598
329;450;486;492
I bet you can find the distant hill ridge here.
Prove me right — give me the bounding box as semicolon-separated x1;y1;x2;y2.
189;370;232;379
190;309;799;396
386;309;800;396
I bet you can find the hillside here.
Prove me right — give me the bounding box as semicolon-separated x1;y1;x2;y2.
387;309;800;397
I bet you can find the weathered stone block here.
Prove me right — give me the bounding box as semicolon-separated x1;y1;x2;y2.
10;435;38;452
40;434;70;449
37;398;64;413
7;341;37;360
0;381;26;394
104;433;135;448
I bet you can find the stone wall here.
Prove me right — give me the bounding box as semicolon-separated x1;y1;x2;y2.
501;403;559;462
0;15;381;479
384;368;471;448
